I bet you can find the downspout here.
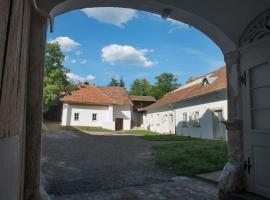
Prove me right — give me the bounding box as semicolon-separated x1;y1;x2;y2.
32;0;54;32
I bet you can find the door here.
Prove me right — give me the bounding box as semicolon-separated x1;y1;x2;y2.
115;118;123;131
212;110;226;139
241;43;270;198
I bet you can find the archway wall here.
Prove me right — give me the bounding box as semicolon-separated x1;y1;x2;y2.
36;0;270;54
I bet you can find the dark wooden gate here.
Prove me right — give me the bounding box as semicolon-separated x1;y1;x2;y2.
115;118;123;131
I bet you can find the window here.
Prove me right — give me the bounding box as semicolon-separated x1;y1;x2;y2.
182;112;188;127
162;114;168;123
74;113;79;121
92;113;97;121
193;111;200;127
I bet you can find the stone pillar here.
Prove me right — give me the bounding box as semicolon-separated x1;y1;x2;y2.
23;8;47;200
219;51;245;200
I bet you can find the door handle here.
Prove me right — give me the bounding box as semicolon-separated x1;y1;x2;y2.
244;157;252;174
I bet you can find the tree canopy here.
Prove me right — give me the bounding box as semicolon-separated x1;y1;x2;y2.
129;79;152;96
150;73;179;99
129;73;179;99
108;76;125;88
43;42;75;110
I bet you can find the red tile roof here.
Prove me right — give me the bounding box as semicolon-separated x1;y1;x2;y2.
130;95;156;102
61;85;132;106
143;66;227;110
98;86;133;106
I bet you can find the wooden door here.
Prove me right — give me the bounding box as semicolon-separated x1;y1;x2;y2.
115;118;123;131
241;43;270;198
212;110;226;139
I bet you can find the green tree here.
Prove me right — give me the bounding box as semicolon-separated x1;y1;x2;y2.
108;76;125;88
119;76;125;88
43;42;75;110
129;79;152;96
150;73;179;99
108;77;119;86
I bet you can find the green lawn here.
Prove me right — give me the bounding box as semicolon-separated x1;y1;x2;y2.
125;130;158;136
154;140;228;177
143;135;200;141
73;126;110;132
125;130;200;141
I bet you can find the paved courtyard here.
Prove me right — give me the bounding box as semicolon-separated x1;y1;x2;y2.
41;130;218;199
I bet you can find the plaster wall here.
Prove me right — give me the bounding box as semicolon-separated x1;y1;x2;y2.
0;136;21;200
113;106;132;130
174;91;228;139
143;106;174;134
61;104;132;130
61;104;111;128
144;91;228;139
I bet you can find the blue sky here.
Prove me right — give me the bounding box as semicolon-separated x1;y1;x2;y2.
47;7;224;89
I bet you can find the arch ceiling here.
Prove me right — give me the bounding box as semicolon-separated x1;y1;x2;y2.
35;0;270;54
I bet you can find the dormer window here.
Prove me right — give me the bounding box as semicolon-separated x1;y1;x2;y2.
202;77;209;86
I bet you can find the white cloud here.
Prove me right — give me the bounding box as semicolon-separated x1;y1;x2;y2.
49;36;80;52
75;50;82;56
71;59;77;64
148;13;189;33
167;18;189;28
80;60;87;64
101;44;156;67
66;73;95;83
81;7;137;27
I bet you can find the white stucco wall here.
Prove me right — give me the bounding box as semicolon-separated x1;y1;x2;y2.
61;104;131;130
174;91;228;139
113;106;132;130
61;104;113;128
143;106;175;134
143;91;228;139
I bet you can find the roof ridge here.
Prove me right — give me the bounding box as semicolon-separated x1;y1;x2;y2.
94;85;115;104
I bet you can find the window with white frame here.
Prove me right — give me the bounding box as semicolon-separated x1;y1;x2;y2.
74;113;79;121
92;113;97;121
193;111;200;127
182;112;188;127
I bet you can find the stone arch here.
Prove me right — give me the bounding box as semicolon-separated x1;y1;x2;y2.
24;0;249;199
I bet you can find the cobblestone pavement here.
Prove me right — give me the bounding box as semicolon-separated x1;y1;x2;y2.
42;131;174;196
51;177;218;200
42;130;218;200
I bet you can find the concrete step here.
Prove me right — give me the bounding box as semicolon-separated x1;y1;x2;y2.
195;171;222;185
229;192;269;200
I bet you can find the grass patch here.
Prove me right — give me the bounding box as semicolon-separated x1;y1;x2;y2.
73;126;110;132
143;135;200;141
125;130;158;136
125;130;199;141
154;140;228;177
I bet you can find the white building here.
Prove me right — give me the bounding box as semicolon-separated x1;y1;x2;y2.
142;67;228;139
61;85;133;131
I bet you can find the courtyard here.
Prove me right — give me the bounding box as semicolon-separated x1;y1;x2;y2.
41;127;225;199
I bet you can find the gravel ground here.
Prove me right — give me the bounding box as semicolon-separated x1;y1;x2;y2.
41;131;174;197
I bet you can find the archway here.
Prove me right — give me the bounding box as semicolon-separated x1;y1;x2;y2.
1;0;270;199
